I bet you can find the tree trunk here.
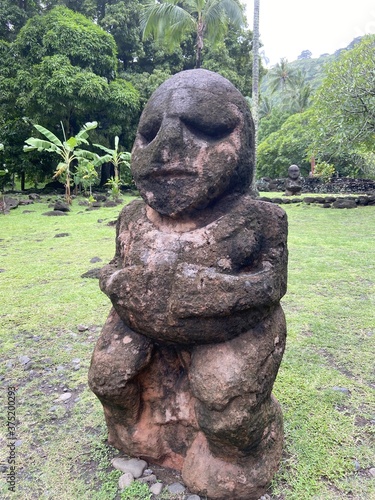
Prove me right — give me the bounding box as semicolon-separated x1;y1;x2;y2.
21;171;25;191
195;21;205;69
252;0;260;173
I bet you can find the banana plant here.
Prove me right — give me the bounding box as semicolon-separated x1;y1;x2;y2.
73;159;99;197
24;121;98;204
93;136;131;183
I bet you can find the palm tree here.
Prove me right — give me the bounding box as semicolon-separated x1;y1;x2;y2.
268;57;295;94
252;0;260;151
141;0;245;69
280;70;312;113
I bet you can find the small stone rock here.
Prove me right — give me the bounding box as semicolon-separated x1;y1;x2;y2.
111;458;148;478
55;392;72;402
186;495;201;500
369;467;375;477
77;325;89;332
29;193;40;200
90;257;102;263
42;210;68;216
72;358;81;364
332;386;351;395
19;355;31;365
118;472;134;490
143;469;153;476
139;474;157;483
150;482;163;495
54;201;70;212
54;232;70;238
167;482;186;494
81;268;102;279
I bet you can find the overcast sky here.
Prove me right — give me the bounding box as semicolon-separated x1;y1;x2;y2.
243;0;375;66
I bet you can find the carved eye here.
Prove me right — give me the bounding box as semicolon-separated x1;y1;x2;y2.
138;119;161;144
181;117;237;141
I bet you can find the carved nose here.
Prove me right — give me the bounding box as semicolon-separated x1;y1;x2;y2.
154;119;184;162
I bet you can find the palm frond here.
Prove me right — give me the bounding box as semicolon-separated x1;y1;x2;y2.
142;2;195;45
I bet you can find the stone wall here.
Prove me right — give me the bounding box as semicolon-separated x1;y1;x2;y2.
257;177;375;194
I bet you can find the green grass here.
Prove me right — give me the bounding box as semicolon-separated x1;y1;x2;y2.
0;195;374;499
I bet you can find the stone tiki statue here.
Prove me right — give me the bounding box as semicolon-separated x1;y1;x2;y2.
89;69;288;500
284;164;303;196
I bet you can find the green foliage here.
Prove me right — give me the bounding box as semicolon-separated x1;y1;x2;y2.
257;109;314;178
124;68;173;106
99;0;146;71
257;107;292;143
24;121;98;203
93;136;131;182
202;25;255;97
105;176;122;200
0;0;40;41
73;160;99;195
311;35;375;158
120;481;151;500
15;6;117;78
314;161;335;182
0;6;140;185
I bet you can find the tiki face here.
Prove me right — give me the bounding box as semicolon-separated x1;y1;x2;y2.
131;70;254;218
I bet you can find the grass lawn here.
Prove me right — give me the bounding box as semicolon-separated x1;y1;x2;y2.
0;194;374;499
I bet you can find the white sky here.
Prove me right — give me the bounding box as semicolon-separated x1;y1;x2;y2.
243;0;375;66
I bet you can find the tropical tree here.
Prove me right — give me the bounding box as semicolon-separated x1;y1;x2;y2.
73;160;99;197
268;57;295;94
24;121;98;204
93;136;132;183
141;0;245;68
252;0;260;146
257;108;314;178
311;35;375;157
284;70;313;113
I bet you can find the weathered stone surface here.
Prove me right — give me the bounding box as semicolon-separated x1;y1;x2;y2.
3;197;19;210
89;69;288;500
150;482;163;495
54;200;70;212
42;210;68;216
118;472;134;490
332;198;357;209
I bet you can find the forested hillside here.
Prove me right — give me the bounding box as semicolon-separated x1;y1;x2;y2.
257;35;375;180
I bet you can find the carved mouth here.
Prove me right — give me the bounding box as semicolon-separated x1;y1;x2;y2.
141;164;197;179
